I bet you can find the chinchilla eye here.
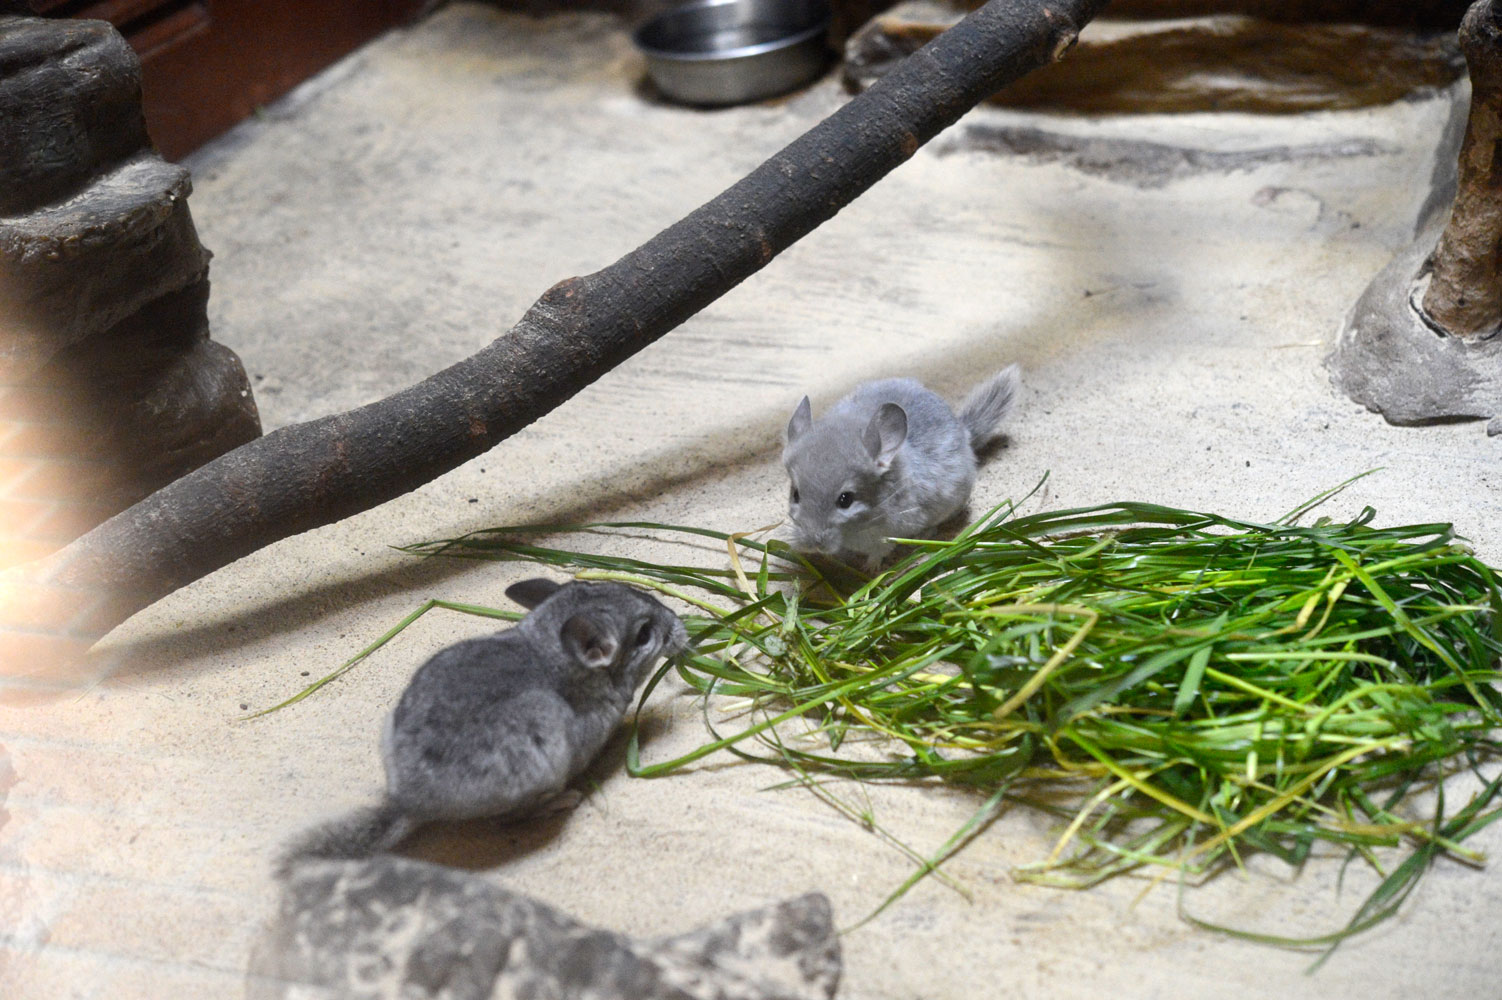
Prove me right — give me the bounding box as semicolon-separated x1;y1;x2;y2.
790;485;800;505
635;622;654;647
836;492;854;509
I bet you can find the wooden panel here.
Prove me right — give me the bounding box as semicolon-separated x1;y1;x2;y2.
38;0;429;160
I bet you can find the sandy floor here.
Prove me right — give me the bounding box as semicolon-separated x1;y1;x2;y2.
3;3;1501;997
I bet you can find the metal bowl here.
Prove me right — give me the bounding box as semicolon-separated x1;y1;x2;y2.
633;0;832;107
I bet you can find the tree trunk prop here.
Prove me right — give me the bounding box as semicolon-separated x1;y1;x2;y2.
1327;0;1502;433
0;0;1111;693
250;856;840;1000
1423;0;1502;335
0;14;262;574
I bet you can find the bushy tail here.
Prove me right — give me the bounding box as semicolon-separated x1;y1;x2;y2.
274;801;416;877
957;365;1021;453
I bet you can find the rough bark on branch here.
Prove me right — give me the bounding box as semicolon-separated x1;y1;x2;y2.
1;0;1110;688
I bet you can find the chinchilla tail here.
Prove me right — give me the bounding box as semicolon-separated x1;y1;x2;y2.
274;802;416;876
956;365;1021;453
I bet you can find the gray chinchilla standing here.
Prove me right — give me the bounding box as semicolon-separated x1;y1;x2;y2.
279;578;686;869
782;366;1021;569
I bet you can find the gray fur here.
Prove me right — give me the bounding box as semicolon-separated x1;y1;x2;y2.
782;367;1021;568
278;579;686;871
276;803;415;875
957;365;1021;453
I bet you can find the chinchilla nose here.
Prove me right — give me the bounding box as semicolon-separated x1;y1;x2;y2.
792;521;839;556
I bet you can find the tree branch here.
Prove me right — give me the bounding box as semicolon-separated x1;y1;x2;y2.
1;0;1110;686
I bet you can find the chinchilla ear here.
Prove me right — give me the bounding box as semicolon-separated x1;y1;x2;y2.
786;396;812;444
505;577;562;609
863;403;908;471
560;614;619;670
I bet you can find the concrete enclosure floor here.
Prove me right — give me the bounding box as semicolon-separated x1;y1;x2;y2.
4;3;1501;997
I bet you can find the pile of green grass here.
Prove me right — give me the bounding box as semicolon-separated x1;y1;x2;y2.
272;483;1502;956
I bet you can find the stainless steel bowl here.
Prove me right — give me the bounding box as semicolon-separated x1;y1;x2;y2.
633;0;832;107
